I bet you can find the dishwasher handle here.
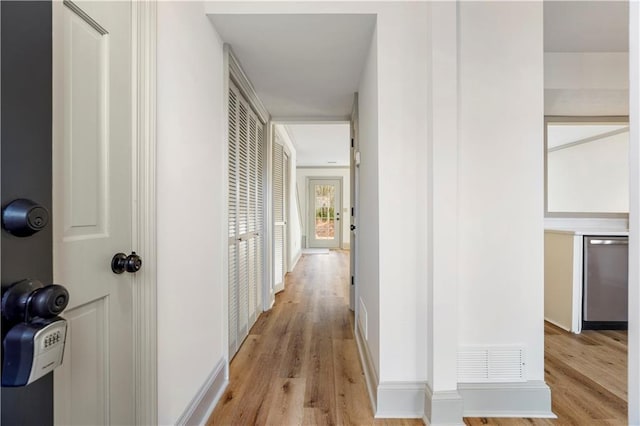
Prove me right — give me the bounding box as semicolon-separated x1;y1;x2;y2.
589;239;628;245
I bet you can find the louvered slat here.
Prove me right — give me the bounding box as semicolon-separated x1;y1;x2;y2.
238;101;249;236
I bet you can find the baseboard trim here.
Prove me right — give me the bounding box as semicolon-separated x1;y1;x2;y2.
543;317;571;332
425;387;464;425
355;321;378;415
458;381;555;418
289;249;302;272
175;358;228;425
376;382;426;418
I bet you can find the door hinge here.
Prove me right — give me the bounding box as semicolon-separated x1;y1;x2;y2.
351;276;354;286
351;138;354;148
351;207;354;216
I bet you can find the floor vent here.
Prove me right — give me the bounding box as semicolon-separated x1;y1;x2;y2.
458;346;525;383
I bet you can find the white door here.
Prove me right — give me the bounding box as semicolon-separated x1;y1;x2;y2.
308;178;342;249
273;141;287;293
52;1;135;424
228;80;265;357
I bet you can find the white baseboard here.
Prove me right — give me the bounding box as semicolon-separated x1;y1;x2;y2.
289;249;302;271
458;381;555;418
355;321;378;415
424;387;464;425
175;358;228;425
376;382;426;418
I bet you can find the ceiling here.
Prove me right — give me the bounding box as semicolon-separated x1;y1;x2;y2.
284;124;351;167
544;1;628;52
209;14;376;119
211;6;629;166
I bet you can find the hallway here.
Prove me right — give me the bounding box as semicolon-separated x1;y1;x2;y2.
207;250;423;425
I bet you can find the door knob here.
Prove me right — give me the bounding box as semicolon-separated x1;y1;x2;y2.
2;279;69;322
350;225;356;231
2;199;49;237
111;251;142;274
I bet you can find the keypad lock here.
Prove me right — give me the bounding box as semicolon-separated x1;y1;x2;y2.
1;279;69;387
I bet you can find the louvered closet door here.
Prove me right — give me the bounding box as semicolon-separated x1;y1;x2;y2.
273;141;286;293
228;81;264;358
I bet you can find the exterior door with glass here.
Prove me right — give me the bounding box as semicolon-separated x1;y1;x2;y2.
308;178;342;249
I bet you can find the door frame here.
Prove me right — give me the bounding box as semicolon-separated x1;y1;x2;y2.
130;2;158;424
306;176;343;249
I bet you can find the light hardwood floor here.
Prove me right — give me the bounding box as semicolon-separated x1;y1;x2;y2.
208;250;628;425
207;250;422;426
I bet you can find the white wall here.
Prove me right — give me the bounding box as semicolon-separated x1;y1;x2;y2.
375;3;429;383
157;2;226;423
457;1;545;382
545;52;628;116
548;131;629;213
356;25;381;377
296;167;350;248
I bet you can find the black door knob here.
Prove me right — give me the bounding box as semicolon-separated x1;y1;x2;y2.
2;279;69;322
2;199;49;237
350;225;356;231
111;251;142;274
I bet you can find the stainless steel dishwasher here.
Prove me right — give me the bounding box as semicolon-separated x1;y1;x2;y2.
583;236;628;330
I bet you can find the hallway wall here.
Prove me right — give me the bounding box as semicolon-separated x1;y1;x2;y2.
157;2;226;424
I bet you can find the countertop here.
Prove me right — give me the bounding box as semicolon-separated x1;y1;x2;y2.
545;228;629;236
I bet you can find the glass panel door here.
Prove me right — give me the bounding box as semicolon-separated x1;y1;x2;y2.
308;178;341;248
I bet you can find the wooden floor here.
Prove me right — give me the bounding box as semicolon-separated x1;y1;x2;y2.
207;250;422;426
208;250;628;425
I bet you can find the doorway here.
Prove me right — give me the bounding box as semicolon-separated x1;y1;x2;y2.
307;178;342;249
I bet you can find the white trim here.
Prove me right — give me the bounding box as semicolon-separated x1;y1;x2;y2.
629;4;640;423
227;45;270;124
571;234;583;333
424;387;464;426
175;359;228;426
289;248;302;272
265;120;275;309
131;1;157;424
355;319;378;416
376;382;426;419
458;381;555;418
270;116;350;124
297;165;350;170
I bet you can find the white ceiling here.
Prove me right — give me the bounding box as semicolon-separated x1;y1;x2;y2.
209;14;376;119
544;1;628;52
285;124;350;167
